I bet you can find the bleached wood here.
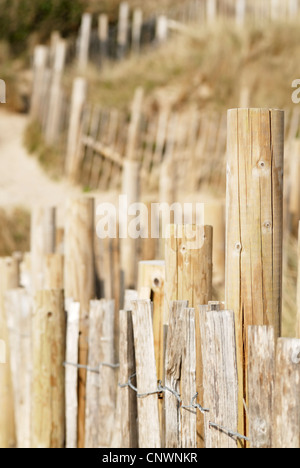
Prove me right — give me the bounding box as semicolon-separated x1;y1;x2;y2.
30;206;56;293
165;300;188;448
65;78;87;179
117;2;129;58
164;224;212;447
30;46;49;120
0;257;19;448
5;288;32;448
273;338;300;448
132;9;143;54
119;309;138;448
181;308;197;449
226;108;284;439
298;221;300;339
131;300;161;448
44;253;64;290
64;197;96;448
199;307;238;448
78;13;92;69
65;299;80;449
31;290;65;448
248;326;276;448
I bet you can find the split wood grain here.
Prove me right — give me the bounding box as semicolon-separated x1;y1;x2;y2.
131;300;161;448
65;299;80;449
31;290;65;448
199;307;238;448
226;108;284;439
273;338;300;448
247;326;276;448
119;309;138;448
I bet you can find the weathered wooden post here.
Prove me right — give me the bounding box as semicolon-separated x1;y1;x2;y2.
273;338;300;448
156;16;168;43
65;78;87;180
65;300;80;449
297;222;300;339
30;206;56;294
120;88;143;289
44;253;64;290
85;300;116;449
98;14;109;62
137;261;165;382
164;224;213;447
78;13;92;70
248;326;275;449
30;46;49;121
226;108;284;441
0;257;19;448
64;197;96;448
117;2;129;59
45;40;66;145
5;288;32;448
131;300;161;448
235;0;246;26
119;309;138;448
199;304;239;448
31;290;65;448
131;9;143;54
206;0;217;23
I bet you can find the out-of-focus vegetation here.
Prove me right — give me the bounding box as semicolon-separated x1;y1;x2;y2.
0;0;184;54
0;207;30;256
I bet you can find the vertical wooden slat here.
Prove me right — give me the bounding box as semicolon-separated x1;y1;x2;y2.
273;338;300;448
199;307;238;448
31;290;65;448
131;300;161;448
119;309;139;448
165;300;188;448
0;257;19;448
65;300;80;449
64;197;96;448
226;108;284;440
181;307;197;449
78;13;92;70
248;326;276;448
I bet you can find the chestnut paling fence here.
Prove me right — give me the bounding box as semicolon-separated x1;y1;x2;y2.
0;108;300;448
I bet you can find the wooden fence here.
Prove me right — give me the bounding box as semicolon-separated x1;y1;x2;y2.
0;107;300;448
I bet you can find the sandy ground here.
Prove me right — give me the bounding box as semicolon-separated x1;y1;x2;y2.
0;109;86;224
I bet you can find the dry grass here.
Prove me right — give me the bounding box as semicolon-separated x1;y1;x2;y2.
0;207;30;256
61;20;300;114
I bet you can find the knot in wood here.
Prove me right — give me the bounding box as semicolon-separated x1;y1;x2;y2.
235;242;242;252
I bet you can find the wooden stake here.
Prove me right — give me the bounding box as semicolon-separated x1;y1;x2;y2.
31;290;65;448
297;221;300;339
132;9;143;55
64;197;96;448
181;307;197;449
165;300;188;448
131;300;161;448
156;16;168;43
30;206;56;294
78;13;92;70
226;108;284;440
44;253;64;290
65;78;87;180
0;257;19;448
117;2;129;59
98;14;109;62
248;326;275;448
199;306;238;448
273;338;300;448
137;260;165;381
85;300;115;448
5;289;32;448
30;46;49;120
119;309;139;448
65;300;80;449
45;40;66;145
